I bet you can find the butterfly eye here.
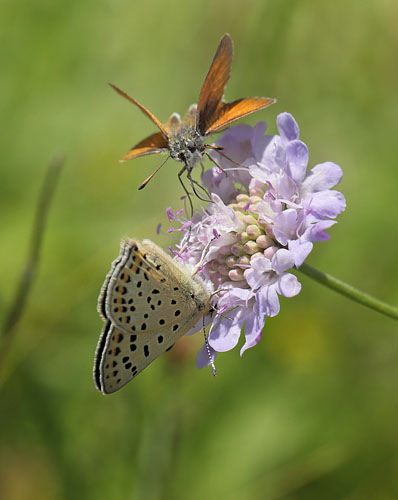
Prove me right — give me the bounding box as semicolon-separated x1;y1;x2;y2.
188;146;196;153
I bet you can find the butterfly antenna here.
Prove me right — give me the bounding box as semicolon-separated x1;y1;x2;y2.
138;155;171;190
202;317;217;377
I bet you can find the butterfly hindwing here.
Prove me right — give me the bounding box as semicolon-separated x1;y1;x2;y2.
204;97;276;135
120;132;169;161
94;320;187;394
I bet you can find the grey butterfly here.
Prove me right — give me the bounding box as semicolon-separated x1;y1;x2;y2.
94;238;213;394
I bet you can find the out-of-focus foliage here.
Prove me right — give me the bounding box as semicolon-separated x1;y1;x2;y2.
1;1;397;499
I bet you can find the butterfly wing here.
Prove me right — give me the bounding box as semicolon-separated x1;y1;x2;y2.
103;239;208;333
197;33;233;135
97;249;125;322
203;97;276;135
94;239;211;393
109;83;169;138
94;320;184;394
119;132;169;162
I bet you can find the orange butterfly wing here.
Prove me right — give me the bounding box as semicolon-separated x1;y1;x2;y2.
120;132;169;162
197;34;233;135
109;83;169;139
204;97;276;135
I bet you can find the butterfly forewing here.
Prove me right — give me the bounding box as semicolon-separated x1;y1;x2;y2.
104;239;202;333
120;132;169;161
204;97;276;135
97;251;125;322
197;34;233;135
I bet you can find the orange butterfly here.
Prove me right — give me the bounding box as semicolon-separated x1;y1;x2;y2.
110;33;276;204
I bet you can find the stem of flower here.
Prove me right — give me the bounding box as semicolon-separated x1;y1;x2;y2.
297;263;398;320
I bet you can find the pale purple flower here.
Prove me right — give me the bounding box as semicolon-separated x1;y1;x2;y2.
168;114;345;368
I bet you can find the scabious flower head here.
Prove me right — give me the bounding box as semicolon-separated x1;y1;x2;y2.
168;113;346;368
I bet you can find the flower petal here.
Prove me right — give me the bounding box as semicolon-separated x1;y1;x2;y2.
277;113;300;143
272;209;298;245
277;273;302;297
208;308;245;352
249;256;273;273
302;162;343;194
240;308;265;355
286;140;309;184
202;168;237;202
306;220;337;242
196;342;217;369
271;248;295;273
257;285;280;317
288;239;313;267
308;190;346;218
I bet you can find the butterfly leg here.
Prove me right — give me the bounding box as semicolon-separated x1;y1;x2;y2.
205;152;228;177
177;164;194;217
187;175;212;203
211;149;247;170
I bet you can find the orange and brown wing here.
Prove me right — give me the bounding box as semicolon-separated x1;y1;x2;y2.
109;83;169;139
120;132;169;162
204;97;276;135
197;34;233;135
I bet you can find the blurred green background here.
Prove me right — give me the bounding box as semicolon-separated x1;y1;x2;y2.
1;0;398;499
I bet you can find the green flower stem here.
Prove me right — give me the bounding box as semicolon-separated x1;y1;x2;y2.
297;263;398;320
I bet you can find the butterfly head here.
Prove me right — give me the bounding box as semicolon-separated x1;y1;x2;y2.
168;126;206;169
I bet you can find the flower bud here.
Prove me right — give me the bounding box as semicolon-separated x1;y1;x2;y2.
256;234;274;248
257;217;268;229
226;255;238;267
216;253;226;263
249;179;265;198
244;241;260;255
231;243;245;256
218;264;230;276
236;255;250;267
242;214;257;225
263;246;278;259
236;194;249;203
248;204;259;214
246;224;261;240
237;201;249;211
236;231;249;243
228;269;245;281
249;195;262;205
265;225;274;237
219;245;232;255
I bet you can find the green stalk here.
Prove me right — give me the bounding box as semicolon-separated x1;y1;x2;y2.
297;263;398;320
